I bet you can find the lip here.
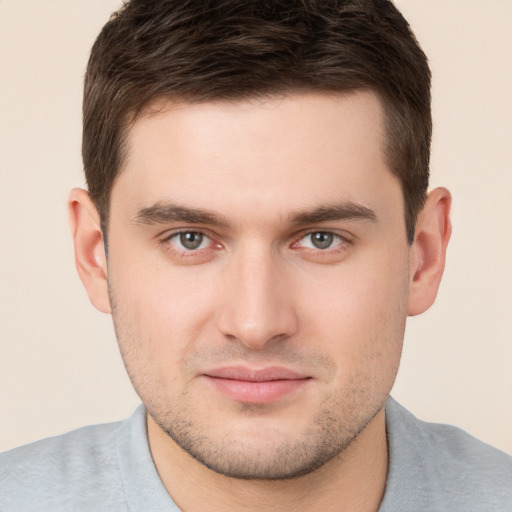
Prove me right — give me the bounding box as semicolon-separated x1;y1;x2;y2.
202;366;311;404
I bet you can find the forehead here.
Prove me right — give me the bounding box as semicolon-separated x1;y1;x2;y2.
112;91;399;224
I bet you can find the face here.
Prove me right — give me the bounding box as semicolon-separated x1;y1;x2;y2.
106;91;411;479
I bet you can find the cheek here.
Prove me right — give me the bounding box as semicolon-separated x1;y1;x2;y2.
108;257;220;379
297;251;408;375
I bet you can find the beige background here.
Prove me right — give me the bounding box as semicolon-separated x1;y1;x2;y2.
0;1;511;455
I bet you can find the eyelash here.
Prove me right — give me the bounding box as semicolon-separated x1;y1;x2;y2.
161;230;217;258
159;229;351;260
293;232;347;251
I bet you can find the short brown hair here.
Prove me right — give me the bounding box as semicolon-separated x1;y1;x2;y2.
83;0;431;243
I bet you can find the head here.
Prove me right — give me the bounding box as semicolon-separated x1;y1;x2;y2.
71;0;451;481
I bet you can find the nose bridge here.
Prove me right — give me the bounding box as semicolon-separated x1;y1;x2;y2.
216;242;297;349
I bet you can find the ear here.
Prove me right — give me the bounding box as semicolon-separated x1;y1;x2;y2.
68;188;111;314
407;187;452;316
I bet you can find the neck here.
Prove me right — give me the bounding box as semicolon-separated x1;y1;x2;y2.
147;407;388;512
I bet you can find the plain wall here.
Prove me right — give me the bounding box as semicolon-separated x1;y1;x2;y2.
0;1;511;455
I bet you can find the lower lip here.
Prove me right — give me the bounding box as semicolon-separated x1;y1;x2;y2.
204;376;310;404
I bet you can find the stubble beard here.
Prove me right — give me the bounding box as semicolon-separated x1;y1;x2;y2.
146;394;385;481
108;284;402;482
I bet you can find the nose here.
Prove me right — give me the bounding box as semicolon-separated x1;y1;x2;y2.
215;247;298;350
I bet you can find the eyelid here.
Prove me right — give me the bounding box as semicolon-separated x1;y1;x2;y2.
157;227;353;258
291;229;352;247
160;227;213;243
159;228;222;254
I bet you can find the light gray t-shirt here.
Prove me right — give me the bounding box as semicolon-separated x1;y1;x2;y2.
1;398;511;511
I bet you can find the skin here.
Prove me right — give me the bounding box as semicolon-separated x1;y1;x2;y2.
69;91;451;511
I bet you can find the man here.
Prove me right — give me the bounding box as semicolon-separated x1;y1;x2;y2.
1;0;511;510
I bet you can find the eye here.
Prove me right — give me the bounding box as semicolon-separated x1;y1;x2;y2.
298;232;344;250
169;231;211;251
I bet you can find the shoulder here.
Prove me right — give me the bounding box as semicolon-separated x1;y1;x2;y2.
382;398;512;512
1;405;181;512
0;416;128;512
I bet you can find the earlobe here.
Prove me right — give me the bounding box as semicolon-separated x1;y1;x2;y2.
407;187;452;316
68;188;112;314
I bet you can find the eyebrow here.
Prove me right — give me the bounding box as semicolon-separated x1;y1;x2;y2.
288;203;377;226
134;203;230;228
134;201;377;229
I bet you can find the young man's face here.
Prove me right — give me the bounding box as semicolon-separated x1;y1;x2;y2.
103;91;413;478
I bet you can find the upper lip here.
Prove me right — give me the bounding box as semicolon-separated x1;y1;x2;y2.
203;366;310;382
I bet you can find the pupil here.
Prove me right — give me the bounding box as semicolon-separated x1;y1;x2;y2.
180;232;203;249
312;232;333;249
